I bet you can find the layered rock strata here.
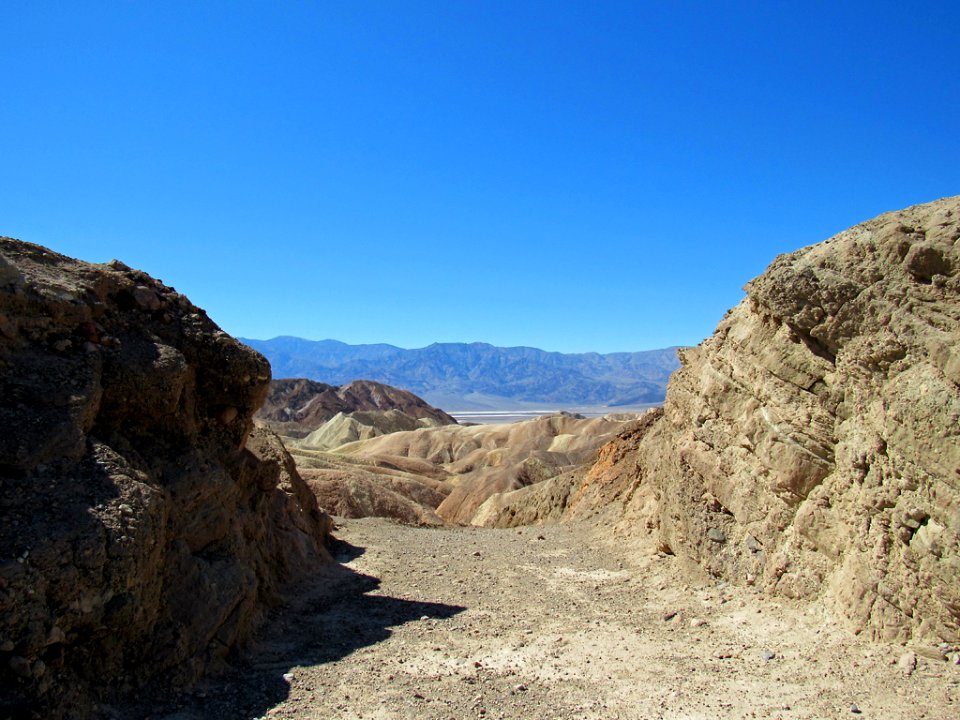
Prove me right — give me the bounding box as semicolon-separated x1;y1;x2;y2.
497;197;960;643
0;239;331;717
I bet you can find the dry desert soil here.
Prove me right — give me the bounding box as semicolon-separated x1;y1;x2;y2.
130;518;959;720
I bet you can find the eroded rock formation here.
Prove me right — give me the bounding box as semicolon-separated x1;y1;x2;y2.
490;197;960;643
328;412;639;525
294;409;453;451
0;239;331;717
256;377;456;439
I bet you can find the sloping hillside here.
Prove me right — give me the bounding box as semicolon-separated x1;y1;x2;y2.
316;412;638;525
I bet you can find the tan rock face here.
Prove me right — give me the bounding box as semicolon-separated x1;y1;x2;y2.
0;239;332;717
568;197;960;642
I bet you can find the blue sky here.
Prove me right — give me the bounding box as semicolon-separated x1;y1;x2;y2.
2;1;957;353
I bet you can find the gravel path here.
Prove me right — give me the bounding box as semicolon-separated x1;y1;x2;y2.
141;518;958;720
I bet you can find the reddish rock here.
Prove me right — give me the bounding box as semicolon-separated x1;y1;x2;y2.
257;377;456;438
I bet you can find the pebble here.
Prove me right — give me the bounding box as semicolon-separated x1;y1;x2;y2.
690;618;706;628
911;645;946;661
662;612;678;621
282;673;294;683
762;650;776;662
707;528;727;544
8;655;32;678
897;651;917;676
850;703;861;714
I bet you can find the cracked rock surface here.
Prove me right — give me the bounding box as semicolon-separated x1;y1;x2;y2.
519;196;960;644
0;239;331;718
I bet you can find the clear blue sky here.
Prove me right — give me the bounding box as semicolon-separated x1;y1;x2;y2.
2;1;957;353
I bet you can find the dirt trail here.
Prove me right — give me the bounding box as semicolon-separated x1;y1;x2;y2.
138;518;958;720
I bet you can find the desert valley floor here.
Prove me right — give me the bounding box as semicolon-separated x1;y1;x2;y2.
125;518;958;720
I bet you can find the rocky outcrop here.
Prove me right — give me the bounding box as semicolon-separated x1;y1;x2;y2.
0;239;332;718
558;197;960;643
256;378;457;438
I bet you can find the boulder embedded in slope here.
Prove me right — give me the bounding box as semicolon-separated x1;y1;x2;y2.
0;239;332;718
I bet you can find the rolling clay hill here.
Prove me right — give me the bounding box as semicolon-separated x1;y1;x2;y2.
0;239;332;718
291;412;640;527
479;195;960;645
255;377;456;439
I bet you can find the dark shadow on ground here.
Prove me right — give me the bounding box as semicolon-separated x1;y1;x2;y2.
121;540;465;720
327;534;366;563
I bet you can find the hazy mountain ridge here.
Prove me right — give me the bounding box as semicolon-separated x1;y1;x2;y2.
240;337;681;408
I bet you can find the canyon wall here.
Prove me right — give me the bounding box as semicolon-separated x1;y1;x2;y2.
538;197;959;642
0;239;332;717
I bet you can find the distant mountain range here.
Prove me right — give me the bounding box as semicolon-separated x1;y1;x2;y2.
239;337;681;410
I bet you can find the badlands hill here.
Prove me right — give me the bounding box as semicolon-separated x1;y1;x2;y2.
256;377;456;439
255;376;638;526
0;239;331;718
481;196;960;644
289;412;638;526
240;337;680;409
